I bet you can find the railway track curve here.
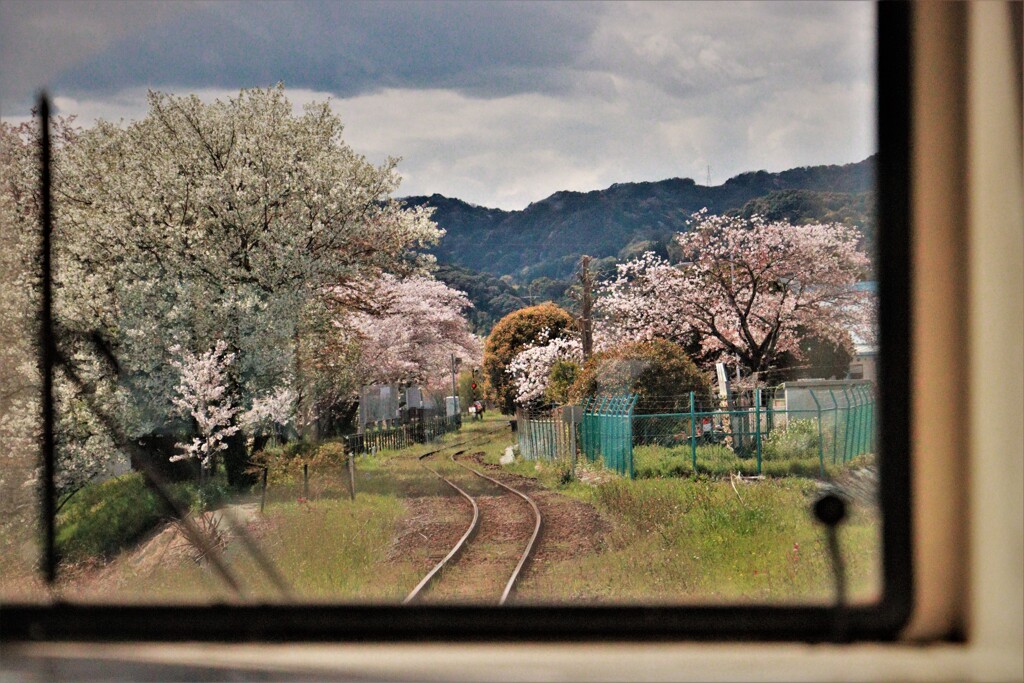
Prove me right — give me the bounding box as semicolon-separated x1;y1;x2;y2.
403;430;542;605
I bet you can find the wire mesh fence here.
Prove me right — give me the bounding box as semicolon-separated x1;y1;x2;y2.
511;381;876;480
515;405;582;462
632;381;876;478
344;414;461;455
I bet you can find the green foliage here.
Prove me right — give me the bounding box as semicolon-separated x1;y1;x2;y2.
433;263;527;333
633;439;840;480
762;419;823;462
569;339;711;414
56;473;189;561
734;189;876;256
253;440;350;489
769;327;854;383
484;302;576;413
410;157;876;283
457;368;485;410
544;359;580;404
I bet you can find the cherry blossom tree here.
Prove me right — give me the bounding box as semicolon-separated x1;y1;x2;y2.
338;274;483;391
0;117;124;515
49;85;442;453
506;330;583;405
168;342;241;473
598;210;873;376
238;386;297;446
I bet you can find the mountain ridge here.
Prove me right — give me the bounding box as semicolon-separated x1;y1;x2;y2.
403;155;876;282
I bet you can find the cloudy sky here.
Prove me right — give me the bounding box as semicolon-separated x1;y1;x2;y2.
0;1;875;210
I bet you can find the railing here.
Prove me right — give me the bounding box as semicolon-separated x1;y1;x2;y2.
344;414;461;455
580;395;639;478
515;405;581;462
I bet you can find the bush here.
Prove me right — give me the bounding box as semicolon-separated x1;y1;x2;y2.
568;339;711;414
544;359;580;404
484;302;576;413
56;473;194;561
252;440;349;491
762;419;823;462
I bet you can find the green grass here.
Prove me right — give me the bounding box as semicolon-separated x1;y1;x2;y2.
84;493;420;603
55;473;187;561
633;442;862;480
516;475;880;604
484;431;880;604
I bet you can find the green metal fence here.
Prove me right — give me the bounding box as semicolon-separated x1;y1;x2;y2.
344;414;461;454
516;406;579;462
632;382;876;478
580;394;638;477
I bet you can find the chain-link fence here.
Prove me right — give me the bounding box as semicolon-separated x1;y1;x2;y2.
632;381;876;478
510;381;875;480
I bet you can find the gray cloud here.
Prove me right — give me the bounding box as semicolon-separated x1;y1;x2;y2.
0;1;876;210
36;1;602;101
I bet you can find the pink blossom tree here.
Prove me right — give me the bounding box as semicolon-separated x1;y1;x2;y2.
598;210;873;376
338;274;483;391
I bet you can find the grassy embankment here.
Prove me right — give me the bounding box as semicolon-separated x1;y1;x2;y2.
484;441;880;604
43;419;505;603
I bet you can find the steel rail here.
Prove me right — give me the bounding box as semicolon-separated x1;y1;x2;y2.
402;428;505;604
451;451;542;606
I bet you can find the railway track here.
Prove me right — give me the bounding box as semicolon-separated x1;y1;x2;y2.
403;429;542;605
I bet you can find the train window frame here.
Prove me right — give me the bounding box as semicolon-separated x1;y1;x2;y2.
1;2;914;643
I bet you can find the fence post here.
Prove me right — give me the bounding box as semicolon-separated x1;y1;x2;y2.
689;391;697;473
828;388;840;466
303;463;309;499
861;385;872;455
856;387;864;456
840;386;852;463
809;388;825;478
347;450;356;501
620;397;629;476
755;387;762;475
583;397;593;462
869;386;876;453
622;393;630;479
260;465;269;513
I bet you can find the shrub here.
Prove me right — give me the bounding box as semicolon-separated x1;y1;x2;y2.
252;440;350;493
762;419;823;462
484;303;576;413
544;359;580;404
568;339;711;414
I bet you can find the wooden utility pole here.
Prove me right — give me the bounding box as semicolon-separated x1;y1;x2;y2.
578;255;594;362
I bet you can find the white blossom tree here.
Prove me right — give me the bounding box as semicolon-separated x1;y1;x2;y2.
49;85;443;459
238;385;297;444
0;117;124;512
506;330;583;405
598;210;873;375
168;342;241;472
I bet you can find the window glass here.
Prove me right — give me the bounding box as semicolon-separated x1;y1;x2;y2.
0;1;883;614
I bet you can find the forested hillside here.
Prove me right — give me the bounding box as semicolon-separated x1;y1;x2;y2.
406;156;876;283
